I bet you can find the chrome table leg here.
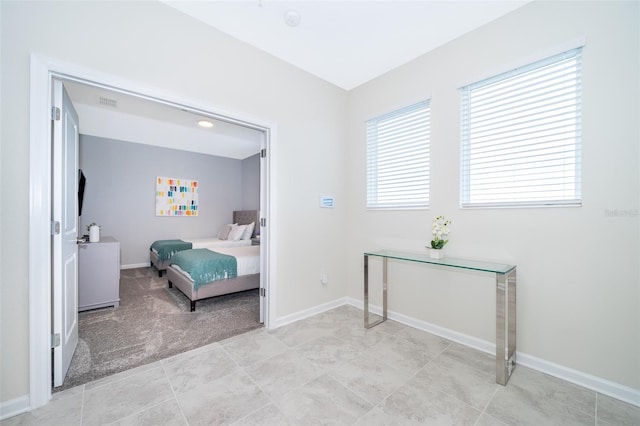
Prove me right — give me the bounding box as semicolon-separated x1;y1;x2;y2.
364;255;387;328
496;269;517;385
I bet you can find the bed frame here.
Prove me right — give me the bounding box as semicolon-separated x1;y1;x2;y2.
167;267;259;312
149;250;168;277
150;210;258;277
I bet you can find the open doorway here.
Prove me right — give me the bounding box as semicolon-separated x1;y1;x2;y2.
29;55;274;409
54;77;269;391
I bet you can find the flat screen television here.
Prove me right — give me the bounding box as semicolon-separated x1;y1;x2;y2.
78;169;86;216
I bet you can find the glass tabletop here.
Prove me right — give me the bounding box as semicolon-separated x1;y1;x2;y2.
364;249;516;274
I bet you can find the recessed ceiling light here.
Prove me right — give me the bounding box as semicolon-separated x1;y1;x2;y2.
197;120;214;128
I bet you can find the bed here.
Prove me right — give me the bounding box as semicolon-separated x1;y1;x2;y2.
166;245;260;312
150;210;258;277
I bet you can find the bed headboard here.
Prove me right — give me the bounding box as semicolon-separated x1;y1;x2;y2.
233;210;259;238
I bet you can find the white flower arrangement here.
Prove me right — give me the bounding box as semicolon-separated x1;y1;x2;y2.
430;215;451;249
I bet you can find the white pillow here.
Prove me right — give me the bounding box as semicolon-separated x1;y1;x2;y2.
227;224;247;241
217;223;236;240
241;222;255;240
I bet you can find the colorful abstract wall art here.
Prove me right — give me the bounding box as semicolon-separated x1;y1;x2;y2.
155;177;199;216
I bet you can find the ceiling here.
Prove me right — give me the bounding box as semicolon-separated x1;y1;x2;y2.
64;80;264;159
68;0;532;158
162;0;532;90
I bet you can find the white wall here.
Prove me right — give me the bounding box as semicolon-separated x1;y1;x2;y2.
0;0;348;404
347;0;639;393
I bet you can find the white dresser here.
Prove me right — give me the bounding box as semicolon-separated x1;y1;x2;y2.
78;236;120;311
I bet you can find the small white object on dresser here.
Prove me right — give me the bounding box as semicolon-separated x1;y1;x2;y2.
78;236;120;312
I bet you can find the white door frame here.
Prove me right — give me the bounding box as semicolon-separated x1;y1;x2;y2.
28;54;277;409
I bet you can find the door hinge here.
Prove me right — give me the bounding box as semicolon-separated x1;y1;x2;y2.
260;218;266;227
51;221;60;236
51;333;60;348
51;106;60;121
260;148;266;158
260;288;266;297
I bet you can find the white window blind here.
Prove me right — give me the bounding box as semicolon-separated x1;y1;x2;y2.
461;48;582;208
367;100;430;209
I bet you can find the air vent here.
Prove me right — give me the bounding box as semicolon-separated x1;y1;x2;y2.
98;96;118;108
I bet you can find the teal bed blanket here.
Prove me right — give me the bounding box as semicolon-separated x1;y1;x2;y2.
150;239;192;262
170;249;237;290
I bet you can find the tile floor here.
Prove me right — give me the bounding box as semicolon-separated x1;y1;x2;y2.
3;305;639;425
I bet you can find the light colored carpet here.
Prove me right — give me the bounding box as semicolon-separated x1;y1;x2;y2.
55;267;262;391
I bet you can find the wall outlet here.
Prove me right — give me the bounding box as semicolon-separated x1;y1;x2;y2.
320;273;328;285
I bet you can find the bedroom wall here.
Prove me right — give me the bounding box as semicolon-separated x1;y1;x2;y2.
241;153;260;212
79;135;253;267
0;0;348;406
346;0;639;394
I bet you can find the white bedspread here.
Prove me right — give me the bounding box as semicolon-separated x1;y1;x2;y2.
212;245;260;276
151;237;251;255
186;238;251;249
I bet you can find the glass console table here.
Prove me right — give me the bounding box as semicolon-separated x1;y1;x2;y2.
364;249;517;385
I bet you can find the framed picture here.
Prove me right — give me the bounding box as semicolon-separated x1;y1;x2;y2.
155;177;198;216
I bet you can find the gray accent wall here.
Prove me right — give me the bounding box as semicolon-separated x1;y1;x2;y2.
79;135;259;267
241;153;260;211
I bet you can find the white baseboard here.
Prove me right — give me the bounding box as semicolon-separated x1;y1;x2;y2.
516;353;640;407
272;297;348;329
120;262;150;270
345;297;640;408
346;297;496;355
0;394;30;421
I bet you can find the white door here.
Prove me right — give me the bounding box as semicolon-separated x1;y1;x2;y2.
52;79;80;387
259;132;269;325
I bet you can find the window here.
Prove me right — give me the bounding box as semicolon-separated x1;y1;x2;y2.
367;100;430;209
460;47;582;208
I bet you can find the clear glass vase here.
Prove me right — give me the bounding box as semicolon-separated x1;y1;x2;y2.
429;248;444;259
